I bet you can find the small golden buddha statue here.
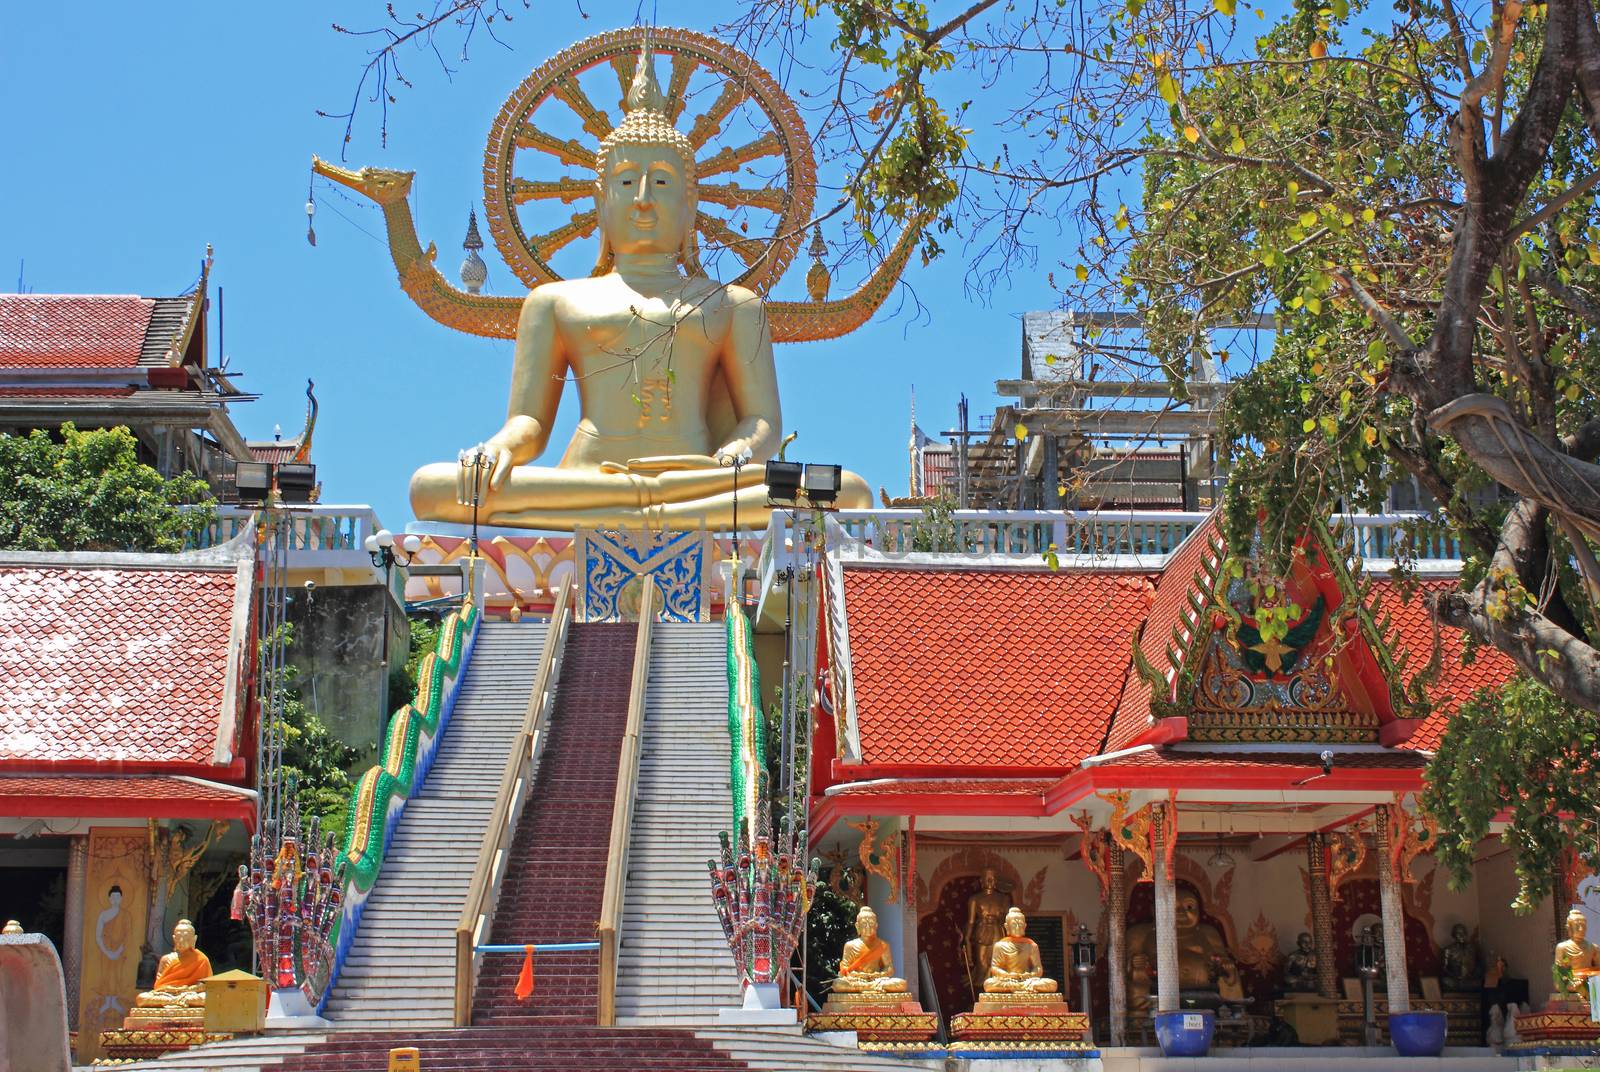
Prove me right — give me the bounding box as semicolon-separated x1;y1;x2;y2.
408;43;869;532
1;919;22;936
1554;907;1600;998
832;906;908;994
983;908;1059;994
1127;889;1241;1010
134;919;212;1009
964;868;1010;989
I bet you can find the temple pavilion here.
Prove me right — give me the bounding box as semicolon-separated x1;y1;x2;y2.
803;506;1551;1049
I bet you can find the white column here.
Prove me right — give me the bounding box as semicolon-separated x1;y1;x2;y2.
1107;837;1127;1045
63;834;87;1029
1375;804;1411;1013
1151;803;1179;1013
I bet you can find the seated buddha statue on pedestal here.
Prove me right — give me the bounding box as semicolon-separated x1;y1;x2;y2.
128;920;212;1020
408;43;869;532
831;907;908;995
1513;907;1600;1046
983;908;1060;995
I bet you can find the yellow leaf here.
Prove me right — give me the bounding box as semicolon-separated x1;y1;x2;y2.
1183;125;1201;143
1310;39;1327;59
1015;423;1030;441
1362;425;1378;446
1158;73;1180;105
1075;264;1089;282
1302;418;1317;433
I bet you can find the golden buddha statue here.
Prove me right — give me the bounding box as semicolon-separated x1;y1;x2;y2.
964;868;1010;989
1127;889;1241;1010
832;906;908;994
983;908;1059;994
134;919;212;1009
408;44;869;532
1554;907;1600;998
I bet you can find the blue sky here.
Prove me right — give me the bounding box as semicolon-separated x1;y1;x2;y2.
0;2;1063;526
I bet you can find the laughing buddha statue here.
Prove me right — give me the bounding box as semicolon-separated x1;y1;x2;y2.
409;45;869;531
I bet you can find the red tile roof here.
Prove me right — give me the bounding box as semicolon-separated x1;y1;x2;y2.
1373;578;1516;750
0;562;249;771
0;386;138;397
1105;515;1222;752
0;295;155;368
827;777;1058;798
0;775;255;820
840;565;1155;770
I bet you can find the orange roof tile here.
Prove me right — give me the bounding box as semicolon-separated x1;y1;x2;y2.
0;775;253;820
0;295;156;368
0;562;248;770
840;565;1155;770
1373;578;1516;750
1104;515;1223;751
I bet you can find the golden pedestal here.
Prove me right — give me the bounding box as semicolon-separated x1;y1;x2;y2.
1337;995;1479;1045
950;991;1092;1049
202;969;266;1034
806;991;939;1043
1509;998;1600;1050
1275;994;1340;1045
96;1028;232;1063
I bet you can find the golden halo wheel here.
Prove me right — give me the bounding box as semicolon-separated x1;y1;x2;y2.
482;26;816;294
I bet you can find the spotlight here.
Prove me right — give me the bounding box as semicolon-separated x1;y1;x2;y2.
234;461;271;503
802;463;843;505
275;463;317;503
765;460;804;507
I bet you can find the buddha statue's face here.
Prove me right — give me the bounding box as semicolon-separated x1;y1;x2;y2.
1568;911;1588;942
1451;923;1469;944
1004;909;1027;938
1175;892;1202;931
172;920;196;952
598;144;694;257
980;869;997;893
856;909;878;940
1297;933;1314;953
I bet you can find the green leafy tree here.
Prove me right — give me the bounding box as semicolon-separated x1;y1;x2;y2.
0;425;214;552
267;626;362;843
1424;674;1599;911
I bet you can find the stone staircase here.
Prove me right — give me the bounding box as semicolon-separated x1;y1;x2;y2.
320;620;549;1030
616;620;744;1026
470;622;637;1027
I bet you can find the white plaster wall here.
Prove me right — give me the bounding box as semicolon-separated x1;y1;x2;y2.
1474;845;1556;1008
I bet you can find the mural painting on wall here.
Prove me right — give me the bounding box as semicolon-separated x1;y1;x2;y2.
77;828;151;1063
916;849;1048;1021
580;529;706;622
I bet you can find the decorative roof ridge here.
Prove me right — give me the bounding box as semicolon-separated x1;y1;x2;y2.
1132;523;1231;718
0;532;253;572
838;557;1162;575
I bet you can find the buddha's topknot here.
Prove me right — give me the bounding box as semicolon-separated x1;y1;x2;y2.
596;39;697;182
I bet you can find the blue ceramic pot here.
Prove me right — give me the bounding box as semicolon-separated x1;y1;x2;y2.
1390;1010;1448;1056
1153;1009;1215;1056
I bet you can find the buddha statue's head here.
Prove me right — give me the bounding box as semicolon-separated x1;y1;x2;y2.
592;40;700;275
1451;923;1470;944
172;919;197;952
1567;907;1589;942
1;920;21;936
979;868;998;894
856;906;879;940
1175;890;1202;932
1296;932;1314;954
1004;907;1028;939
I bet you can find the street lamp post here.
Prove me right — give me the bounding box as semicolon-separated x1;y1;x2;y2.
364;528;422;724
1357;924;1381;1046
458;448;494;559
1072;923;1098;1042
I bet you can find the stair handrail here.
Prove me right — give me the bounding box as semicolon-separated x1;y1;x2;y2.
596;583;657;1026
452;580;573;1027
